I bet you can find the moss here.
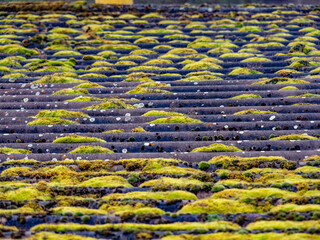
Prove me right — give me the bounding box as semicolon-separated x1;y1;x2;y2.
148;116;202;124
134;37;159;44
229;67;262;75
78;176;132;188
115;61;137;65
69;146;113;154
178;199;258;214
2;73;28;78
241;57;271;62
53;134;106;143
34;110;88;118
153;45;173;49
0;147;31;154
47;33;71;39
31;221;239;233
97;50;117;58
182;62;222;70
220;52;256;58
273;204;320;213
253;77;309;85
192;143;241;153
126;87;170;94
50;27;81;34
144;59;173;65
142;110;185;117
138;82;169;88
0;56;22;67
73;82;105;89
33;75;86;84
0;44;39;55
53;50;81;56
186;71;223;76
246;220;320;231
65;96;104;102
91;61;113;66
286;93;320;98
140;177;204;188
103;129;125;133
275;69;301;75
207;47;234;54
188;42;238;49
209;155;286;164
88;66;117;72
83;101;136;110
178;75;222;81
131;126;147;132
98;44;139;50
79;74;107;78
100;203;164;215
104;190;197;200
2;159;38;165
270;133;318;140
295;166;320;173
231;94;262;99
1;166;32;177
234;109;277;115
27;117;78;125
3;187;51;201
52;88;89;95
130;49;157;55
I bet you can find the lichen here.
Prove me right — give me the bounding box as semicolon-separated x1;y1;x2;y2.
148;116;202;124
270;133;318;140
53;134;106;143
191;143;241;153
69;146;114;154
233;109;277;115
27;117;79;125
33;110;89;118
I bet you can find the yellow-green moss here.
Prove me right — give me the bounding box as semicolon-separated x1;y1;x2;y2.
0;44;39;55
126;87;170;94
142;110;185;117
130;49;157;55
140;177;204;188
27;117;79;125
78;176;132;188
233;109;277;115
191;143;241;153
279;86;299;90
2;187;51;201
83;101;136;109
2;159;38;165
182;61;222;70
295;166;320;173
33;75;86;84
178;75;222;81
137;82;169;88
33;110;89;118
53;50;81;56
0;147;31;154
148;116;202;124
73;82;105;89
246;220;320;231
98;44;139;50
286;93;320;98
79;73;107;78
241;57;271;62
131;126;147;132
53;134;106;143
99;202;164;215
270;133;318;140
52;88;89;95
24;232;101;240
178;199;258;214
270;204;320;213
229;67;262;75
69;146;113;154
252;77;309;85
231;94;262;99
103;129;125;133
209;155;286;163
104;190;197;200
144;59;173;65
2;73;28;78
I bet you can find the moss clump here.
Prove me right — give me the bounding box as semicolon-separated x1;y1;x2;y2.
231;94;261;99
79;73;107;78
65;96;104;102
296;166;320;173
188;42;238;49
83;101;136;109
178;75;222;81
98;44;139;50
53;50;81;56
138;82;169;88
0;148;31;154
246;220;319;231
178;199;258;214
2;73;28;79
286;93;320;98
4;187;51;201
131;126;147;132
270;204;320;213
100;202;164;215
134;37;159;44
53;134;106;143
148;116;202;124
252;77;309;85
0;44;39;55
73;82;105;88
103;129;125;133
279;86;299;91
144;59;173;65
270;133;318;140
34;110;89;118
182;61;222;70
78;176;132;188
209;155;285;164
241;57;271;62
229;67;262;75
53;88;89;95
69;146;113;154
142;110;185;117
28;117;78;125
220;53;256;58
191;143;241;153
127;66;176;71
140;177;203;188
130;49;157;55
208;47;233;54
126;87;170;94
104;190;197;200
33;75;86;84
233;109;277;115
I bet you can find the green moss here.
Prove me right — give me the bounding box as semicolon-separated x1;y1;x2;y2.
53;88;89;95
241;57;271;62
78;176;132;188
207;47;234;54
275;69;301;75
27;117;78;125
98;44;139;50
47;33;72;39
220;52;256;58
209;155;286;164
0;56;22;67
33;75;86;84
126;87;170;94
131;126;147;132
186;71;223;76
65;96;104;102
73;82;105;88
2;159;38;165
178;199;258;214
2;73;28;78
140;177;204;188
231;94;262;99
31;221;239;233
91;61;113;66
134;37;159;44
286;93;320;98
53;50;82;56
153;45;173;50
137;82;169;88
104;190;197;200
144;59;173;65
115;61;137;65
69;146;113;154
182;61;222;70
0;44;39;55
53;134;106;143
79;74;107;78
97;50;117;58
142;110;185;117
83;101;136;109
188;42;238;49
127;66;176;71
0;147;30;156
295;166;320;173
234;109;277;115
229;67;262;75
3;187;51;201
103;129;125;133
246;220;319;231
130;49;157;55
178;75;223;81
191;143;241;153
33;110;88;118
100;203;164;215
270;133;318;140
148;116;202;124
252;77;309;85
50;27;82;34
